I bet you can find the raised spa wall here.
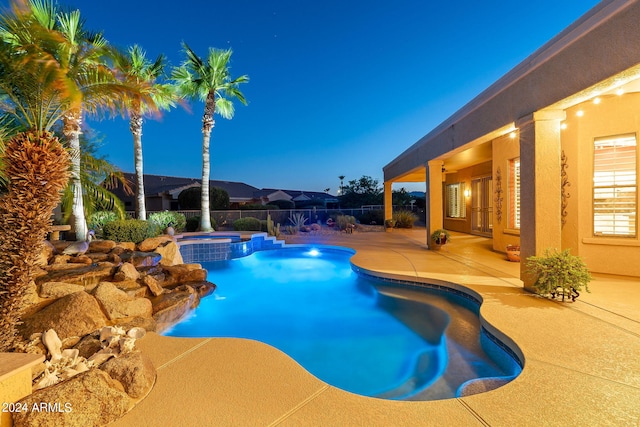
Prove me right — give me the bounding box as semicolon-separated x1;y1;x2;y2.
178;233;285;263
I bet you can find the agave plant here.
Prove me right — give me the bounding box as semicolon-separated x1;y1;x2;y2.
288;212;307;231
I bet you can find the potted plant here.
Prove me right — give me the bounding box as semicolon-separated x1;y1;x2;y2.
506;244;520;262
384;219;396;231
430;229;451;249
525;249;591;301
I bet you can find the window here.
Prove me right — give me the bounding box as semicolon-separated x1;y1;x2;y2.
509;158;521;229
593;135;637;237
446;183;466;218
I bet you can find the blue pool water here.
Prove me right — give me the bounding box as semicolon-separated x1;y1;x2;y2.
164;246;521;400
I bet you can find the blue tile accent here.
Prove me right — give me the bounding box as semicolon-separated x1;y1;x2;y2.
179;233;285;263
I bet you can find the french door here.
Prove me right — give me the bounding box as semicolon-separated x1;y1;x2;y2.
471;176;493;236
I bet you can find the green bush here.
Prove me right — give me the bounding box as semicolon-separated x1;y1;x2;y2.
88;211;118;238
103;219;159;243
148;211;186;233
178;186;229;210
336;214;356;231
184;215;217;232
239;203;278;210
393;210;418;228
525;249;591;301
233;217;261;231
357;210;384;225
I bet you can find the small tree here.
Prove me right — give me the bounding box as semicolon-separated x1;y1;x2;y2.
525;249;591;301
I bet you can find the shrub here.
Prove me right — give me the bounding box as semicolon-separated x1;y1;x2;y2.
88;211;118;238
233;217;261;231
178;186;230;210
148;211;186;233
288;213;307;230
525;249;591;301
358;210;384;225
393;210;418;228
336;214;356;231
239;203;278;210
185;215;217;232
103;219;159;243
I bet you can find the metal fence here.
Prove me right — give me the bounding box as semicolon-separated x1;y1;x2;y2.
131;206;423;227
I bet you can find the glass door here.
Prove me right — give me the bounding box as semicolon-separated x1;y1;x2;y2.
471;176;493;236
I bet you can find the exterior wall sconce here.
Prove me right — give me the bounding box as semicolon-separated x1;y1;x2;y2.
464;189;471;198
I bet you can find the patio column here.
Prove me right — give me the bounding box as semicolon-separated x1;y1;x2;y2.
384;181;393;222
516;110;565;290
426;160;444;247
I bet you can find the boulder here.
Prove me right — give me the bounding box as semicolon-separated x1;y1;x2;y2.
12;369;131;427
138;236;173;252
113;263;140;281
86;252;110;263
119;251;162;267
142;275;164;296
52;254;72;264
150;286;199;332
183;280;217;298
156;241;184;266
161;264;207;288
35;264;116;288
39;282;85;299
88;239;117;253
115;316;157;333
114;241;136;251
68;255;93;265
93;282;153;321
73;334;103;359
20;291;108;341
100;351;156;398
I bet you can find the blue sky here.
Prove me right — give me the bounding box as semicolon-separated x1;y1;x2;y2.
4;0;601;193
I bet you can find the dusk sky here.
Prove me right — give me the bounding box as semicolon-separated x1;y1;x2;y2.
4;0;601;193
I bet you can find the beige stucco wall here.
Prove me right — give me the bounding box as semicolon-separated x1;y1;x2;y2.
492;135;521;253
561;93;640;276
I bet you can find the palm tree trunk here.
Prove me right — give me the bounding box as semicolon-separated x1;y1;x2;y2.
63;110;88;240
199;94;216;231
130;112;146;220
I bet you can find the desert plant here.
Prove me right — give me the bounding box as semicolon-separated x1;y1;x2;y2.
0;130;70;351
525;249;591;301
336;214;356;231
431;229;451;245
284;225;298;235
393;210;418;228
266;213;281;237
385;219;397;229
233;217;261;231
148;211;187;233
103;219;159;243
288;213;307;231
88;211;118;238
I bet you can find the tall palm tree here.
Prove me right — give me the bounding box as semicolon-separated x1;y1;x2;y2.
111;45;177;220
1;0;151;239
339;175;346;195
172;43;248;231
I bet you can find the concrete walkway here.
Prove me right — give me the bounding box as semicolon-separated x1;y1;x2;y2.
114;229;640;426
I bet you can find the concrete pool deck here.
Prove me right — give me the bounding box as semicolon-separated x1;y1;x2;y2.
114;229;640;426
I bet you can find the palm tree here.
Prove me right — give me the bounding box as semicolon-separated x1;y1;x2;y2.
1;0;151;239
339;175;345;195
172;43;248;231
111;45;177;220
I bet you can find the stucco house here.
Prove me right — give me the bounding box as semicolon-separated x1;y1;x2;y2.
253;188;339;208
383;0;640;283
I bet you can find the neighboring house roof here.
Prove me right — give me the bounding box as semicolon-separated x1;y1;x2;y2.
255;188;338;202
111;173;260;203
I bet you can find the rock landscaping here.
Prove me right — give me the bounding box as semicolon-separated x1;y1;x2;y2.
9;236;216;427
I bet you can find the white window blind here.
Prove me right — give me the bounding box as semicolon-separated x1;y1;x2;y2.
593;135;637;237
509;158;520;229
446;183;465;218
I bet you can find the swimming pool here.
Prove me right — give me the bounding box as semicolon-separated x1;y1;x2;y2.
163;246;521;400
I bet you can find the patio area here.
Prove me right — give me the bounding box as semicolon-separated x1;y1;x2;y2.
114;229;640;426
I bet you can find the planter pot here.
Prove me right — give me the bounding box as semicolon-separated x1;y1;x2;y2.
431;239;446;250
506;245;520;262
